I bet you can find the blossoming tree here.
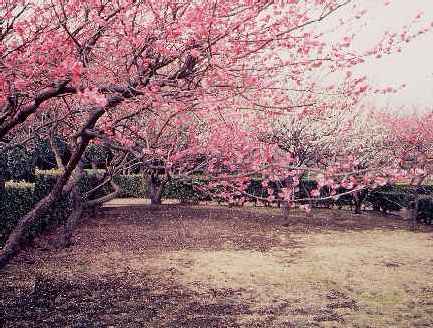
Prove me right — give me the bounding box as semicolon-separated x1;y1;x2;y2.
1;0;432;268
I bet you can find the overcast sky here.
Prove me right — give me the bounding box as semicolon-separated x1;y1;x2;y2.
350;0;433;112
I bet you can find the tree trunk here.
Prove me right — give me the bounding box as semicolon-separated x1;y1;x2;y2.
281;201;290;219
0;191;62;268
60;173;120;248
409;195;419;231
59;163;85;248
353;192;362;214
149;184;163;205
352;190;366;215
147;174;164;205
91;161;98;172
0;108;105;269
60;192;83;248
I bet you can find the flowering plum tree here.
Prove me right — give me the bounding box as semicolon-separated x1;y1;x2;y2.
191;107;398;213
90;106;210;205
382;111;433;225
0;0;432;268
257;105;395;212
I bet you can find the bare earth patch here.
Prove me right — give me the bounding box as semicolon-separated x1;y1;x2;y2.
1;205;433;327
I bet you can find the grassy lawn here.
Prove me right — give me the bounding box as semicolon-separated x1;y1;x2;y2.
1;205;433;327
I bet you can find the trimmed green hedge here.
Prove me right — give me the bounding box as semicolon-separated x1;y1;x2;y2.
0;181;34;247
2;172;432;248
3;145;35;182
163;179;210;203
417;197;433;225
114;174;147;198
163;178;433;217
0;171;149;246
0;170;74;247
33;169;72;231
366;184;433;214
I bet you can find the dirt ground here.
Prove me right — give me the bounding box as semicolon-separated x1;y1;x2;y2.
1;204;433;327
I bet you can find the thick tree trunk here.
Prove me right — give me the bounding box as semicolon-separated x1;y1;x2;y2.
409;195;419;231
61;197;83;248
147;174;164;205
281;201;290;219
59;163;84;248
352;190;365;215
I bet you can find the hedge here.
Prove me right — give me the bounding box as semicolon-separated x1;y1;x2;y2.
165;178;433;224
164;178;433;218
366;184;433;214
0;171;149;247
0;181;35;247
163;178;210;203
114;174;147;198
2;173;432;247
33;169;149;202
33;137;69;171
0;170;75;247
82;144;113;169
417;197;433;225
33;169;73;231
2;145;35;182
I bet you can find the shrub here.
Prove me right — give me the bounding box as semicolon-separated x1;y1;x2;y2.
0;171;150;246
113;174;148;198
163;179;209;203
367;184;429;213
82;144;113;169
0;181;35;247
79;171;148;199
78;170;147;199
4;145;35;182
34;169;72;229
366;191;406;213
296;180;353;208
33;169;64;200
79;170;111;201
156;177;433;215
0;171;71;248
417;197;433;225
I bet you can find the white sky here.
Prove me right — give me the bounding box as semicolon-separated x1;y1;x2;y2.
349;0;433;112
